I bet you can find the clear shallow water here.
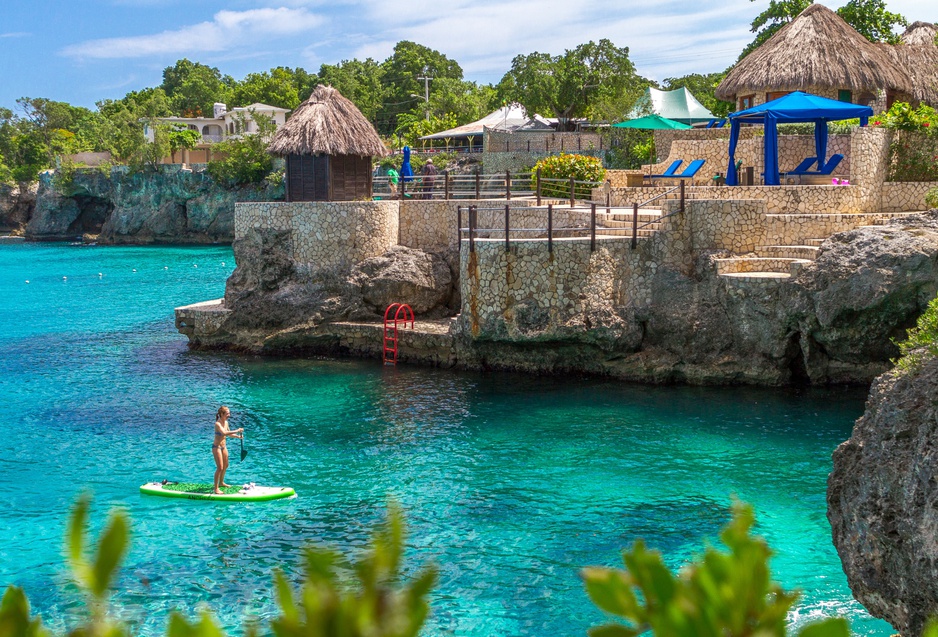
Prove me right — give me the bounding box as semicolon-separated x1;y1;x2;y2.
0;242;892;636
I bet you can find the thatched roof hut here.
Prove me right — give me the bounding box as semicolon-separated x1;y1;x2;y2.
888;43;938;107
268;85;388;202
901;21;937;46
716;4;909;109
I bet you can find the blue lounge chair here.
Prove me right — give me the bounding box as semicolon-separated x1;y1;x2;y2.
818;154;844;174
644;159;684;180
646;159;683;179
780;154;844;183
781;157;818;179
715;120;726;128
662;159;706;182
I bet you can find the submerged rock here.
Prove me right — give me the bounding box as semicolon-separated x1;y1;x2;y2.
828;354;938;636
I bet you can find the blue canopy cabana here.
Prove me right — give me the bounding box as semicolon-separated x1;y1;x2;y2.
725;91;873;186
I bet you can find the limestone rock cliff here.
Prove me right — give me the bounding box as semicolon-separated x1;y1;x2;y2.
828;354;938;636
0;183;36;234
26;166;283;243
456;212;938;385
215;228;457;349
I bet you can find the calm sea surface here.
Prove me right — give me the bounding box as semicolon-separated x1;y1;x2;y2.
0;242;892;636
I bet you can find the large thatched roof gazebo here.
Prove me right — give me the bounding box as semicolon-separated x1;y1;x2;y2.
716;4;909;111
901;21;937;46
268;85;388;202
890;22;938;108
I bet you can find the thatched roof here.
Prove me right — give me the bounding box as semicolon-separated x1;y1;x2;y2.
901;21;937;46
268;85;388;157
888;43;938;106
716;4;909;100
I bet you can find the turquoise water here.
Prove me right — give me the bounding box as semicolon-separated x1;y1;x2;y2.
0;242;892;636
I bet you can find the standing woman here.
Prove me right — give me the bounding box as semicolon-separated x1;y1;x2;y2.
212;406;243;494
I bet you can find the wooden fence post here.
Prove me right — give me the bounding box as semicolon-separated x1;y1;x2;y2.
548;204;553;254
505;204;510;252
590;203;596;252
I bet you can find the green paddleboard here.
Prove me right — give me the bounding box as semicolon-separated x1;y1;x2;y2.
140;481;295;502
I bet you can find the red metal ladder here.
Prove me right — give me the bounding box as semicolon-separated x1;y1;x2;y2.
383;303;414;365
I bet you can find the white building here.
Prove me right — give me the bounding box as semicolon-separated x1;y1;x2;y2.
144;102;291;145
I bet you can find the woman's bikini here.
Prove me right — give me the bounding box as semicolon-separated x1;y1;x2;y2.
212;423;226;450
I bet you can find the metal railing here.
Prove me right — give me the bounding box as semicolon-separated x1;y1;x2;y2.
373;169;605;205
455;181;687;253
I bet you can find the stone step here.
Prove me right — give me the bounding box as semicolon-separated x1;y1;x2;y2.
803;238;826;247
756;245;821;260
600;218;662;229
594;228;658;238
714;256;812;278
721;271;791;282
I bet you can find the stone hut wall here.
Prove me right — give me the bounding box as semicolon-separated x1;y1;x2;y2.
482;129;606;174
234;200;398;268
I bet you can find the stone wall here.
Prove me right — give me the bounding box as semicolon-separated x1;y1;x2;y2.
881;182;938;212
605;184;861;213
484;129;604;154
482;129;606;174
234;200;399;268
398;198;595;252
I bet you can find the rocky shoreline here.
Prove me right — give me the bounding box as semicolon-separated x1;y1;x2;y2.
1;166;283;243
179;210;938;387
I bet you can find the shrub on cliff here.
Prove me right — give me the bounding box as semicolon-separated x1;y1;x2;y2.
207;111;278;187
530;153;606;199
893;293;938;372
926;187;938;210
873;102;938;183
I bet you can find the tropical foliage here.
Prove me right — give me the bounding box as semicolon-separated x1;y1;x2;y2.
583;501;850;637
873;102;938;182
530;153;606;198
498;39;651;130
206;112;279;187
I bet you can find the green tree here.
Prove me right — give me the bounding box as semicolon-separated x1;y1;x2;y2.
498;40;644;130
395;111;458;148
426;78;498;125
318;58;385;121
378;41;463;134
167;126;202;163
206;111;277;186
160;59;231;117
96;88;172;164
836;0;908;44
229;67;308;110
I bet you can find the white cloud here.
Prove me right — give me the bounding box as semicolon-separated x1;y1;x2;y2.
0;32;30;39
60;7;324;59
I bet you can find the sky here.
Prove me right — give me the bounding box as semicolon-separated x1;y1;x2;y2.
0;0;930;111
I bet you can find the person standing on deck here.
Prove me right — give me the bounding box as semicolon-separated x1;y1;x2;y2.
420;159;438;199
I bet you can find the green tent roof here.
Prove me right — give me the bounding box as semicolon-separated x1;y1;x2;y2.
628;87;715;125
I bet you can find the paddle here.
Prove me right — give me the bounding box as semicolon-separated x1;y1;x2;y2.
240;431;247;462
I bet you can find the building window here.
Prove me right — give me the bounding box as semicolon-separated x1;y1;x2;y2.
766;91;789;102
838;90;852;103
739;94;755;110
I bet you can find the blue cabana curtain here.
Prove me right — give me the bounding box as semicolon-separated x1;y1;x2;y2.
764;113;779;185
725;120;741;186
815;122;828;172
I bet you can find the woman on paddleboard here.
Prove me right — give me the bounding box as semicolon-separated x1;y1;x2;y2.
213;406;243;494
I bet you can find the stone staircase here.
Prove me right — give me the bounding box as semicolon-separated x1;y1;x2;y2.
715;212;919;282
595;208;664;240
